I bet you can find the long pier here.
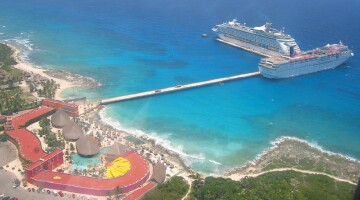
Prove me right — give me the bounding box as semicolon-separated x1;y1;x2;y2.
100;71;260;105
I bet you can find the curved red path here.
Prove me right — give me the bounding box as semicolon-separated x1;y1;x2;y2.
123;182;157;200
6;106;151;196
32;152;150;196
6;107;54;162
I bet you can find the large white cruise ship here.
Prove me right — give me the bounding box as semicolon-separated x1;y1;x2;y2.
258;42;354;78
212;19;300;57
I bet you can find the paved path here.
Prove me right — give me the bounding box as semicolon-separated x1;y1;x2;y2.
0;169;59;200
101;71;260;104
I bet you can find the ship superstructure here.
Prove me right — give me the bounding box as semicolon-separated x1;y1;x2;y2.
212;19;300;57
258;42;354;78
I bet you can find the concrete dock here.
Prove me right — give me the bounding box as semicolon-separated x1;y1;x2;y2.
216;38;272;58
100;71;260;105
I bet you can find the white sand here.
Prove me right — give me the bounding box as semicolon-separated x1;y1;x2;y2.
10;45;77;100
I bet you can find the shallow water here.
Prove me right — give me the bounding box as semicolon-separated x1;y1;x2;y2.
71;148;108;170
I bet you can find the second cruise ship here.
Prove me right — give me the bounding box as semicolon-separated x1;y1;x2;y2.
212;19;300;57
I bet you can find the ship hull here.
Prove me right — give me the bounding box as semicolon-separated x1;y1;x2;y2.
259;53;352;79
217;34;281;57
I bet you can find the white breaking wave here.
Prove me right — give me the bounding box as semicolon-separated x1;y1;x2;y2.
209;159;222;165
99;108;206;166
271;136;359;162
3;37;35;62
245;136;360;168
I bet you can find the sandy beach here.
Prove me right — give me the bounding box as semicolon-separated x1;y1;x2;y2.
8;44;99;100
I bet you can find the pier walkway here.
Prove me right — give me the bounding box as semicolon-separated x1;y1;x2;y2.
100;71;260;105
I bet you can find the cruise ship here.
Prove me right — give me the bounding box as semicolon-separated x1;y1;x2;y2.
258;42;354;78
212;19;300;57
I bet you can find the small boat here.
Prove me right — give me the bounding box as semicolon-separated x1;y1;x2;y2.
201;34;208;37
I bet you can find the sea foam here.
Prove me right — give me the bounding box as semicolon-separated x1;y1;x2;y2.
99;107;206;166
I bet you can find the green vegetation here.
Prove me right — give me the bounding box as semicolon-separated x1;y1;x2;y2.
245;140;360;183
142;176;189;200
38;117;51;136
0;88;26;115
37;79;57;99
0;43;40;115
0;43;22;85
190;171;355;200
0;43;17;70
70;143;75;151
38;117;64;150
0;133;9;142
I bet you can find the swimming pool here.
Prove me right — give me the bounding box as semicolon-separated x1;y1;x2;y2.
71;147;108;170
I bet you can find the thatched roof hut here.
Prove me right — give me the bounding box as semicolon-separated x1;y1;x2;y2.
150;162;166;184
76;135;99;157
106;142;131;157
62;122;84;141
51;110;70;128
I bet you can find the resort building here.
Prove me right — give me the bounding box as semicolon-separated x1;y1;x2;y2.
4;105;152;196
42;99;79;117
25;149;64;183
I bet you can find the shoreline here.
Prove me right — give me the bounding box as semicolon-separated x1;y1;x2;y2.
97;105;360;182
89;106;194;174
7;43;100;100
3;42;359;184
226;136;360;183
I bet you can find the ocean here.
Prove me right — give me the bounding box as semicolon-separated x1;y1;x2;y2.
1;0;359;174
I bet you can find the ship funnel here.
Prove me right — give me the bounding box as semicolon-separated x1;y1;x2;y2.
264;22;272;32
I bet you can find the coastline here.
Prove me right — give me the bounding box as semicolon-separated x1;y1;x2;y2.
7;43;99;100
97;105;360;183
3;42;359;185
226;136;360;183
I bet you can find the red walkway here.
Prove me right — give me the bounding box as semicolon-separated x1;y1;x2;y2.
123;182;157;200
6;106;151;196
11;107;54;129
31;152;150;196
6;106;54;162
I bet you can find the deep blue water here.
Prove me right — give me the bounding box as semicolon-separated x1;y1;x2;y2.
1;0;360;174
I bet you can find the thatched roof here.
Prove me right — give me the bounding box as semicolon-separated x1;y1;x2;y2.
62;122;84;141
150;162;166;184
51;110;70;128
76;135;99;156
107;142;131;156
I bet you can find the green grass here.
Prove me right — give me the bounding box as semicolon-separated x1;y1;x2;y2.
142;176;189;200
190;171;355;200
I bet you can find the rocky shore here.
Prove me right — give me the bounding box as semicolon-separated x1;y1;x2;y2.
226;137;360;183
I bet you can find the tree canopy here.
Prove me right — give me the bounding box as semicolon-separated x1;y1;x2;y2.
190;171;356;200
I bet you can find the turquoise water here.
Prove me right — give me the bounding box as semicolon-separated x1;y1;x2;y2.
71;148;108;170
1;0;359;174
